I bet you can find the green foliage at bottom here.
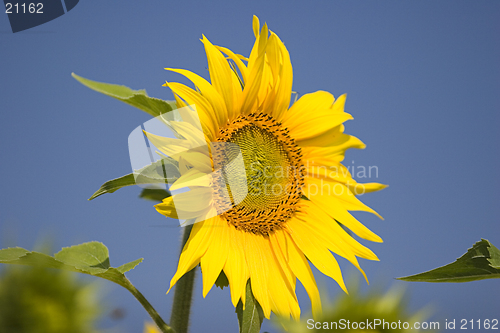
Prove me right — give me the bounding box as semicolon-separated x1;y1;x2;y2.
279;278;434;333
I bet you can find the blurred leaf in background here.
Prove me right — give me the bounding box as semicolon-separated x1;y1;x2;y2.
0;246;104;333
278;277;437;333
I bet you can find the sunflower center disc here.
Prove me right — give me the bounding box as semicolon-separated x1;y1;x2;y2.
213;113;305;235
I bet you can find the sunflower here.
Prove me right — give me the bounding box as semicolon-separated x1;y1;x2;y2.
153;16;386;320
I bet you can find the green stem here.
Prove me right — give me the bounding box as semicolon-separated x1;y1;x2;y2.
169;224;196;333
119;276;174;333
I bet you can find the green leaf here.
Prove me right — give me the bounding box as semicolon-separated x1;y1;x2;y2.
54;242;111;274
139;188;171;202
487;241;500;269
236;280;264;333
89;174;137;200
0;242;141;279
397;239;500;283
72;73;176;118
89;158;180;200
116;258;144;274
72;73;182;202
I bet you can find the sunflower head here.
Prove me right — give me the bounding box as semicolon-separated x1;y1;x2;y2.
213;112;305;235
153;15;386;320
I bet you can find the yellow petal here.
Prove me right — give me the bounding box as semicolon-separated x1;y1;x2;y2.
300;135;366;161
244;233;272;318
169;121;207;148
223;227;249;307
174;93;187;108
171;187;212;211
143;130;190;159
165;81;217;139
304;161;354;184
154;196;178;219
243;233;299;320
331;93;347;113
285;90;334;123
216;45;248;83
157;188;212;220
283;91;353;140
252;15;260;38
304;177;382;242
168;218;216;292
262;32;293;121
347;182;388;194
307;176;384;219
266;234;299;320
296;124;344;147
272;231;322;319
179;151;212;173
166;67;228;127
305;200;379;260
240;22;268;115
287;216;348;293
202;36;242;121
296;200;379;282
200;216;229;297
169;168;211;191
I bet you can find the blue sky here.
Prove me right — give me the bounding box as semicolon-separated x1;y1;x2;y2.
1;1;499;332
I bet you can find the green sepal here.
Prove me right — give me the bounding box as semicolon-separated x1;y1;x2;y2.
236;280;264;333
89;158;179;200
139;188;172;202
215;270;229;289
89;174;136;201
397;239;500;283
72;73;176;118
